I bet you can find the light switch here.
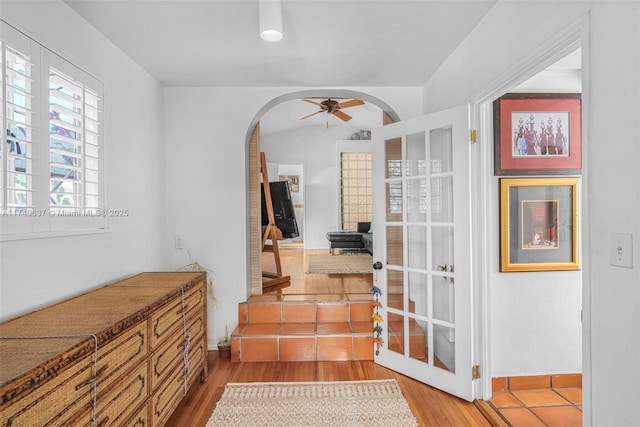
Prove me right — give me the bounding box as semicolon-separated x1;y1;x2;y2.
610;233;633;268
175;234;184;249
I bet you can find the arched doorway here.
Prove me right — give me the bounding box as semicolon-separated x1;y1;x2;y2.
245;90;400;296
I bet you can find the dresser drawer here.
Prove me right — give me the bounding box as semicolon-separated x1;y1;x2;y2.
185;335;208;386
125;402;150;427
150;335;206;427
74;361;148;427
0;322;147;427
0;352;93;426
149;282;205;350
95;322;147;393
150;311;205;391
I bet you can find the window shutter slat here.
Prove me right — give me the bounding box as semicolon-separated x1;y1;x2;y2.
50;89;83;109
49;72;82;94
50;117;82;135
50;101;84;120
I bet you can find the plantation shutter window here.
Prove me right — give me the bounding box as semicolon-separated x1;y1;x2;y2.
0;20;105;239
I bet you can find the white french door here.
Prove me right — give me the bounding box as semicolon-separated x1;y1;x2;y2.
371;104;474;401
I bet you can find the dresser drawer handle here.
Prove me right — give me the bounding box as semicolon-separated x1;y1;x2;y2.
75;364;109;390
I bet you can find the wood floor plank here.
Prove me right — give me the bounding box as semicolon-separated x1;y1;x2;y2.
166;353;493;427
264;248;372;295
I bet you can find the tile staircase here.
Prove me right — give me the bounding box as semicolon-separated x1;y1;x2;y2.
231;293;427;362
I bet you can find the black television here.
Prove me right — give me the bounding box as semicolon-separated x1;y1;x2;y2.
261;181;299;238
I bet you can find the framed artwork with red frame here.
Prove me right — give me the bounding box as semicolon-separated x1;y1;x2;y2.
493;93;582;175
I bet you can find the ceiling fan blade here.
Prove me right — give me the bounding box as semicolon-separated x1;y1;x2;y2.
336;99;364;109
333;110;352;122
300;110;323;120
302;99;324;107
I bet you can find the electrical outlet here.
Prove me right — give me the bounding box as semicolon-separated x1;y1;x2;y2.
610;233;633;269
175;235;184;249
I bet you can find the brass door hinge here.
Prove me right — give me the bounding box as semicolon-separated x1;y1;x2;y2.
472;365;481;379
470;129;478;144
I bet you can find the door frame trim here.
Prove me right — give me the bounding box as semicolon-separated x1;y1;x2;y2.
467;14;588;401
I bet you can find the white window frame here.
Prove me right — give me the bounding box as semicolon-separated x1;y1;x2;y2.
0;21;106;241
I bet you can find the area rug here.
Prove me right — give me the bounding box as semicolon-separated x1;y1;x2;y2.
306;253;373;274
205;379;418;427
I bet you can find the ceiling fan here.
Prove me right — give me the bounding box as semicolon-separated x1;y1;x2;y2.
299;98;365;127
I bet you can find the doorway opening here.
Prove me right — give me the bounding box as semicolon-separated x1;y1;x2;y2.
246;90;398;297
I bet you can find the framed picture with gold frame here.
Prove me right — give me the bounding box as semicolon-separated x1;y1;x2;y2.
500;177;580;272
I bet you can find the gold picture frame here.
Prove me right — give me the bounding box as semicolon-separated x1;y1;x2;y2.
500;177;580;272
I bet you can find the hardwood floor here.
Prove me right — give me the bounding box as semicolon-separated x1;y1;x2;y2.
166;352;493;427
166;248;493;426
264;248;372;295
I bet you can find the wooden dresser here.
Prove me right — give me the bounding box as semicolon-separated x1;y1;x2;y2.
0;272;208;426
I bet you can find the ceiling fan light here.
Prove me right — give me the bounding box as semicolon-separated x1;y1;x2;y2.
259;0;283;42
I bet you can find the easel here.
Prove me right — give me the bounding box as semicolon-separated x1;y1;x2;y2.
260;152;291;293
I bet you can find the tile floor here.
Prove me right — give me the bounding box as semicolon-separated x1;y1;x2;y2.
490;375;582;427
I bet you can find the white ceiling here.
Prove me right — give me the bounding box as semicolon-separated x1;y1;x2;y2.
62;1;584;136
63;0;499;135
64;0;498;88
64;0;579;134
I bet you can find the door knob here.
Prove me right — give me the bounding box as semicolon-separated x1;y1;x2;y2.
372;261;383;270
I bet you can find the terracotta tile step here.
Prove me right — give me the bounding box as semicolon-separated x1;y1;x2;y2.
238;299;375;324
230;321;374;362
232;322;374;337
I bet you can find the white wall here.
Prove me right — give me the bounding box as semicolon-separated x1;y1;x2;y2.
163;87;421;346
424;1;640;424
587;3;639;425
0;1;166;319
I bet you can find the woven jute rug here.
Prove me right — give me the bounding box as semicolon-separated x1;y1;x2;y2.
206;379;418;427
305;254;373;274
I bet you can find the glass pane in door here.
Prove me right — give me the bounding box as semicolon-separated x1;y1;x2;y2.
430;176;453;222
406;178;427;222
429;127;453;173
385;138;402;179
407;271;428;317
406;132;426;177
386;225;403;266
407;225;427;269
433;276;455;323
387;311;405;355
386;269;404;307
386;181;403;222
409;318;428;363
434;324;455;373
431;226;454;276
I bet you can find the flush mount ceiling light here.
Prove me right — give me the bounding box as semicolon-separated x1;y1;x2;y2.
259;0;283;42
